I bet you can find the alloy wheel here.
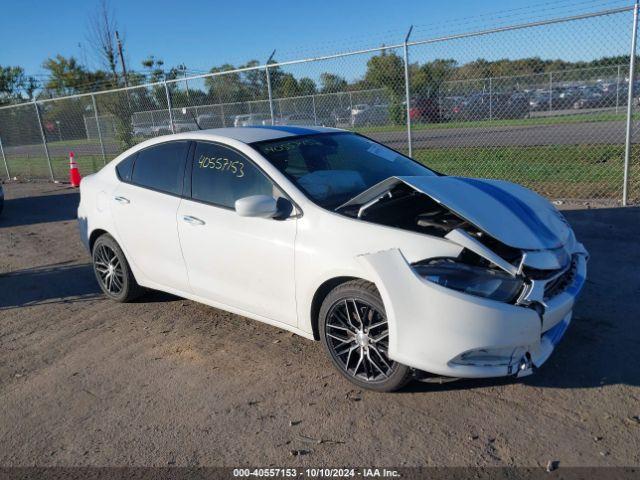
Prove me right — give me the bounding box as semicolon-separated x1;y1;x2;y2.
93;244;125;295
325;298;394;382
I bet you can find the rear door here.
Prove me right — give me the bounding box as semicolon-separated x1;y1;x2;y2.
111;141;191;292
177;141;298;325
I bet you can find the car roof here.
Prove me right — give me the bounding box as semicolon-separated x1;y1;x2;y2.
156;126;343;144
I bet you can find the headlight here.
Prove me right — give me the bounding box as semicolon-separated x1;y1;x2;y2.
413;259;524;303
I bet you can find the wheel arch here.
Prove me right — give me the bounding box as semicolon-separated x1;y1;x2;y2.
88;228;109;252
310;275;379;341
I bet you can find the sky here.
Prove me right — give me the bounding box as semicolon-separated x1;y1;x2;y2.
0;0;634;80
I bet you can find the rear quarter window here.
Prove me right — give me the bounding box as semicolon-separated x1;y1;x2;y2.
115;153;136;182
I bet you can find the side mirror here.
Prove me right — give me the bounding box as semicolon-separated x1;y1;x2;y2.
235;195;280;218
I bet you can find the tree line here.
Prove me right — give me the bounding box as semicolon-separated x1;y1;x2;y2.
2;52;631;107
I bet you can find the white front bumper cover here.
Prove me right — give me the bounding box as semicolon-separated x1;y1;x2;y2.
359;248;587;379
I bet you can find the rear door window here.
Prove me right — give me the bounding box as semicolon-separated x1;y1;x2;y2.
131;141;189;195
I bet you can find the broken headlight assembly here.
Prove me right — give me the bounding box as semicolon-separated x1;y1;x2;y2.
413;259;524;303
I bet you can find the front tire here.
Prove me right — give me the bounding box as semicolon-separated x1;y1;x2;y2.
319;280;412;392
92;233;144;302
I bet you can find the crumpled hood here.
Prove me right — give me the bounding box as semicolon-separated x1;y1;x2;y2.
343;175;571;250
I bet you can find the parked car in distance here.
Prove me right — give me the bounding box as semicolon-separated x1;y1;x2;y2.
350;104;370;116
134;119;198;137
410;96;440;123
78;126;588;391
196;113;225;129
331;107;352;127
452;93;528;120
233;114;271;127
266;113;318;126
438;96;465;122
573;87;604;109
173;119;200;133
528;90;555;111
351;104;389;127
132;122;160;138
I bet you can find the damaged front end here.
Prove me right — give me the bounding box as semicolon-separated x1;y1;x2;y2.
346;176;588;379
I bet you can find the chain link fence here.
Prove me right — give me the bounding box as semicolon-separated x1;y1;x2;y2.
0;5;638;204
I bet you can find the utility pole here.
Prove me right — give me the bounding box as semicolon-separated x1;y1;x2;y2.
115;30;128;88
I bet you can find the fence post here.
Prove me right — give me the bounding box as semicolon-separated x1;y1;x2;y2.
265;67;274;125
266;50;276;126
623;0;639;206
0;136;10;179
489;76;493;121
311;94;318;125
164;81;175;134
403;26;414;157
548;71;553;111
91;94;107;165
33;100;54;181
616;64;621;114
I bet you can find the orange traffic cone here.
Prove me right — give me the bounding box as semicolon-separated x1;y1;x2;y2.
69;152;81;187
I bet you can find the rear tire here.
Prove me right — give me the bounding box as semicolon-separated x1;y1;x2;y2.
92;233;144;302
319;280;412;392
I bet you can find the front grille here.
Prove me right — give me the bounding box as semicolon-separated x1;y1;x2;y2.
543;256;578;300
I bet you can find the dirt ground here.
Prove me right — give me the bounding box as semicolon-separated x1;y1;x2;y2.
0;181;639;468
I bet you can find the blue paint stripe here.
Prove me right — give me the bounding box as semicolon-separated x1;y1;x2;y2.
457;177;560;247
243;125;320;135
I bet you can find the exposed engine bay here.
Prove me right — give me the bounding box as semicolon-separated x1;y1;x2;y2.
337;181;581;307
339;183;468;235
338;182;522;267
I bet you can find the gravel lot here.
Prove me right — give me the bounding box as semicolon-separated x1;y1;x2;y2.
0;181;639;467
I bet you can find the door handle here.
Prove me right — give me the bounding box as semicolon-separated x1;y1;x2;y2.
182;215;205;226
114;196;130;204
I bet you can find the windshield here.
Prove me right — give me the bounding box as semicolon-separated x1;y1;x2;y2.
252;132;435;209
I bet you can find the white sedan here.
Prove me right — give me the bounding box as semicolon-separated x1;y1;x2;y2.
78;126;588;391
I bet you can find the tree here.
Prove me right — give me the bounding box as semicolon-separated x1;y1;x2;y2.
205;64;247;103
241;60;268;99
23;76;40;100
87;0;121;85
412;59;457;97
42;55;109;95
364;51;405;97
298;77;317;96
275;73;300;98
0;66;40;104
204;60;270;103
141;55;166;83
320;73;347;93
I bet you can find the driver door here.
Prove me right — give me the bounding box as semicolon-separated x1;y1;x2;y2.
177;141;298;326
